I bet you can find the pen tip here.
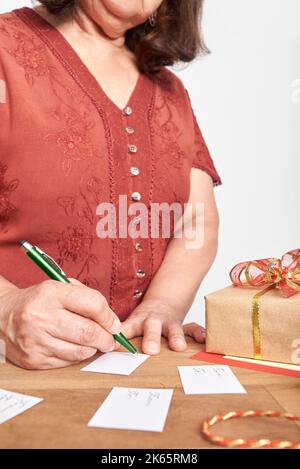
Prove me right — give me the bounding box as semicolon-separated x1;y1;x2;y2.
19;240;26;246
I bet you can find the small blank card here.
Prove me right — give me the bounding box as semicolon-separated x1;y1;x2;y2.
81;352;149;376
0;389;43;425
178;365;246;395
88;387;174;432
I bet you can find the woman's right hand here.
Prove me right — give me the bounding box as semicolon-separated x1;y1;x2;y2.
0;279;121;370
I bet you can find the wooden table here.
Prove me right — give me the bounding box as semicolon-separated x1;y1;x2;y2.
0;338;299;449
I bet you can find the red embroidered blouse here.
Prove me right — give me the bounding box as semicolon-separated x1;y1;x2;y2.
0;7;221;320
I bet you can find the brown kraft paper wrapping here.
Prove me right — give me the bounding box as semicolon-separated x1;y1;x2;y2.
205;286;300;365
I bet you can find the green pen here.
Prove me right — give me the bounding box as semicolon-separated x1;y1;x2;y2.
20;240;137;354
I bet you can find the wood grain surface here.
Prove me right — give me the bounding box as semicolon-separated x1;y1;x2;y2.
0;338;299;449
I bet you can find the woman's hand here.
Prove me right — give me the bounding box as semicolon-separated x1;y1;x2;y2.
121;299;206;355
0;279;121;370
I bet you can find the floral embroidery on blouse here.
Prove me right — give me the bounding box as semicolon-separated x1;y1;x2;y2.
3;27;51;85
0;16;101;177
0;163;20;233
0;13;24;37
47;225;93;264
44;101;102;176
44;124;99;176
151;89;189;214
0;22;10;37
56;196;75;216
46;224;100;288
46;173;102;288
153;92;188;170
86;176;104;203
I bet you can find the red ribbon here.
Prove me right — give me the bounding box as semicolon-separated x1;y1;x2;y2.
229;249;300;359
230;249;300;297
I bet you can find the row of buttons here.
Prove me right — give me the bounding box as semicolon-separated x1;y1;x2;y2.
124;106;144;300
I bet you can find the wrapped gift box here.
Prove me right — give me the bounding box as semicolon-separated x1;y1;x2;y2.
205;285;300;365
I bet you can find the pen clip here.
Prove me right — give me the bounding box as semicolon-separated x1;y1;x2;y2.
34;246;67;277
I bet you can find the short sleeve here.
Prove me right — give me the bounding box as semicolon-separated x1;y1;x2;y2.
186;90;222;187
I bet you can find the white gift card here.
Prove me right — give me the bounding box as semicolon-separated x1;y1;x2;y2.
0;389;43;425
178;365;246;395
88;387;174;432
81;352;149;375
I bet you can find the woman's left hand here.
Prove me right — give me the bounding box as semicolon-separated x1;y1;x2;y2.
121;299;206;355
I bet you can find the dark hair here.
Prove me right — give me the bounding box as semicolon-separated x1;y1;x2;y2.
37;0;208;74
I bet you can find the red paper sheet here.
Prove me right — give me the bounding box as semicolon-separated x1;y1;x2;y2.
191;351;300;378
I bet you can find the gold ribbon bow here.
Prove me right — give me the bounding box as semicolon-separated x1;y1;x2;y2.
230;249;300;359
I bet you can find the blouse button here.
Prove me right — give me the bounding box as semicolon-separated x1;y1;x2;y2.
135;243;143;252
126;126;135;134
128;145;138;154
136;269;146;279
124;106;133;116
131;167;140;176
131;192;141;202
133;290;143;299
133;216;141;225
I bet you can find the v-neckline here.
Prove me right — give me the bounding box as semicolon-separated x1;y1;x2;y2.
15;7;147;115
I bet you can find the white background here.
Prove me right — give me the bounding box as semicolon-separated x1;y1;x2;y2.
1;1;299;325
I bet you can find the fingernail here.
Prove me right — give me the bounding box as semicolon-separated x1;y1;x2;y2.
111;317;121;335
146;341;159;353
85;348;97;358
174;338;186;348
105;343;115;353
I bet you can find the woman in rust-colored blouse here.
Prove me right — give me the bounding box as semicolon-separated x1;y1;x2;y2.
0;0;221;369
